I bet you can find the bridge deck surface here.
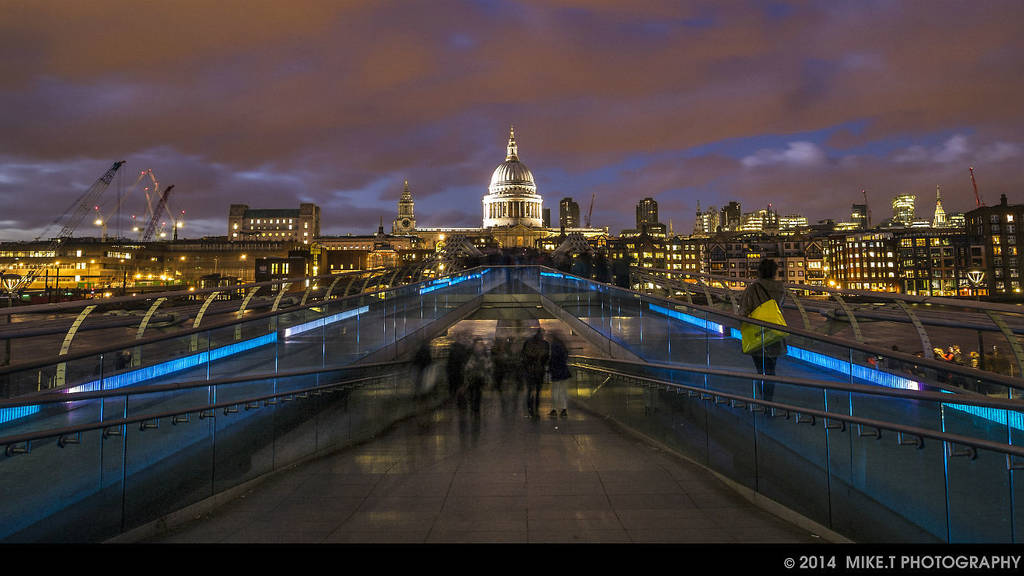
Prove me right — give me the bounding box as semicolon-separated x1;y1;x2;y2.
142;386;822;544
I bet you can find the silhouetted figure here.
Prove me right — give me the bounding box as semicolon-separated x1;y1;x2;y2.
413;341;433;395
447;337;471;402
521;329;550;418
115;350;132;371
463;338;492;413
548;332;572;417
740;259;787;401
491;336;513;392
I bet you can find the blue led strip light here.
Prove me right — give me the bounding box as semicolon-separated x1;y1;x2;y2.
647;302;1024;431
540;271;585;282
0;332;278;426
647;303;725;335
283;305;369;338
419;270;486;294
944;400;1024;432
0;404;41;426
66;332;279;394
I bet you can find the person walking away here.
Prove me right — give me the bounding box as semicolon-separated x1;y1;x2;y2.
463;338;492;414
413;340;433;395
521;329;550;418
548;332;572;418
446;336;471;404
739;259;787;402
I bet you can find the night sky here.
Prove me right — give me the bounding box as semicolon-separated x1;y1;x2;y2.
2;1;1023;241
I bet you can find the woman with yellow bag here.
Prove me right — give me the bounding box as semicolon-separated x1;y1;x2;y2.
739;259;788;401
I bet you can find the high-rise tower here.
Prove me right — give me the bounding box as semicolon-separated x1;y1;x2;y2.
559;197;580;229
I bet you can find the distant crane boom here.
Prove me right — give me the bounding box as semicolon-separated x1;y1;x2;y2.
9;161;125;294
585;192;595;228
142;185;175;242
861;189;871;228
969;166;983;207
56;161;126;241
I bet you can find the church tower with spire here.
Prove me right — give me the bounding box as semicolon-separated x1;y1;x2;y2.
393;180;416;234
932;185;948;228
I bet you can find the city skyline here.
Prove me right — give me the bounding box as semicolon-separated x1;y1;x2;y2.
1;1;1023;241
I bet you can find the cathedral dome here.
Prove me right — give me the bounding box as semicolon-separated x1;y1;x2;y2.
488;126;537;194
489;160;535;190
482;126;543;229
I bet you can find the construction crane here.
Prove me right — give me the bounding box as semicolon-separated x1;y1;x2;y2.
585;192;595;228
43;161;127;242
7;161;126;294
861;189;871;228
969;166;984;207
142;185;175;242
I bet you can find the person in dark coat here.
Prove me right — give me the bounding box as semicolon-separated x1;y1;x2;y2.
412;341;432;395
739;259;788;401
463;338;492;414
521;328;550;418
446;337;471;403
548;332;572;417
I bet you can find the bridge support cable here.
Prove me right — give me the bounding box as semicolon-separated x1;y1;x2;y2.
894;300;935;362
324;275;345;301
189;291;221;352
54;305;97;387
985;311;1024;380
234;287;261;340
135;297;168;366
829;293;864;344
786;287;813;331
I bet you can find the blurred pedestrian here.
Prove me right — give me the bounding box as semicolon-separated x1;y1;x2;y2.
413;340;433;395
739;259;787;401
447;336;471;403
521;328;550;418
463;338;492;413
548;332;572;417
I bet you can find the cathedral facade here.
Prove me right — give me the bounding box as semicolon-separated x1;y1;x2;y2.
392;126;605;250
482;126;543;229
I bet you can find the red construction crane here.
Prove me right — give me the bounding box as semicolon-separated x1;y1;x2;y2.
861;189;871;228
969;166;984;207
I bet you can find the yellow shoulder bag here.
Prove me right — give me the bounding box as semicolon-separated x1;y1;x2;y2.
740;290;787;354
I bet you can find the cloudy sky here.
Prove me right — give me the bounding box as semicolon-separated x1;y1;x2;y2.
1;0;1022;241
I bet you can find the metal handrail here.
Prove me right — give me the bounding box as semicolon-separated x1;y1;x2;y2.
570;361;1024;464
633;268;1024;334
635;266;1024;315
552;267;1024;391
0;365;412;453
0;268;381;318
0;359;412;409
0;268;438;376
568;355;1024;413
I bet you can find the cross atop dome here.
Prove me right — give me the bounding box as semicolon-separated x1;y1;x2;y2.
506;125;518;161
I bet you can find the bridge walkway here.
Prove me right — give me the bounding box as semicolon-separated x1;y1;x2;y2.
137;304;824;544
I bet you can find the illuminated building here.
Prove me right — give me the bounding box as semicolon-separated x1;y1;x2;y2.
229;203;320;244
559;197;580;229
410;126;606;250
482;126;543;229
965;194;1024;296
823;232;899;292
